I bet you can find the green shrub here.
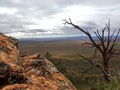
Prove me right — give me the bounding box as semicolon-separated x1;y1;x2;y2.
44;52;52;59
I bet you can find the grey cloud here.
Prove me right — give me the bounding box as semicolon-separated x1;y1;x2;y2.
0;0;120;15
59;21;99;35
0;0;120;38
0;14;34;33
81;21;98;33
19;29;47;33
0;0;120;18
0;0;81;17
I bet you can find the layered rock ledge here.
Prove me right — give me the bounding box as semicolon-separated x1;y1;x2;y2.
0;33;76;90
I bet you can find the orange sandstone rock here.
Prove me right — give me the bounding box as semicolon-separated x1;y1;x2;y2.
0;33;76;90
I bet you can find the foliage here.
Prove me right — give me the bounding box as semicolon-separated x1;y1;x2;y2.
96;79;120;90
49;53;120;90
44;51;52;59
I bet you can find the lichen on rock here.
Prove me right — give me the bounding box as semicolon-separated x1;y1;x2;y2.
0;33;76;90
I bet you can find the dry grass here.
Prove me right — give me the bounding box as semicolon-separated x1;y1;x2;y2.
19;40;94;57
19;40;120;90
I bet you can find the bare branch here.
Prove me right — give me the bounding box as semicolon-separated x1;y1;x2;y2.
82;41;93;46
102;27;106;40
64;19;103;53
81;67;93;74
78;54;110;77
64;18;119;82
94;31;101;40
108;29;120;58
96;30;102;40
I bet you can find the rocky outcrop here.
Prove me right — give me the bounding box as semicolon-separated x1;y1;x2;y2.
0;33;76;90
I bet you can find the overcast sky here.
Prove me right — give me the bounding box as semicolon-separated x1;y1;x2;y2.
0;0;120;38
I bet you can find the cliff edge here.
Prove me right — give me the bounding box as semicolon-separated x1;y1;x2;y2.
0;33;76;90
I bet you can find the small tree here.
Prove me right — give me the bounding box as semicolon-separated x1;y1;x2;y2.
64;19;120;82
45;52;52;59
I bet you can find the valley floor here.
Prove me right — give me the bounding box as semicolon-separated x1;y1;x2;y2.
19;40;120;90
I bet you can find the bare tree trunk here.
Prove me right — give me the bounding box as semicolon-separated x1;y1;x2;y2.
103;60;110;82
64;19;120;82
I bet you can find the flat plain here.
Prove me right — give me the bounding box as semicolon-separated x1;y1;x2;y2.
19;40;120;90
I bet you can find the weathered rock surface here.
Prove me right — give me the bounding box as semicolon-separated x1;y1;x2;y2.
0;33;76;90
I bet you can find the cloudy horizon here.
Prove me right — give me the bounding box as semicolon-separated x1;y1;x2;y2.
0;0;120;38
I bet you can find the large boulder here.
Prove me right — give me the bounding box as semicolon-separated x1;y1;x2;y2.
0;33;76;90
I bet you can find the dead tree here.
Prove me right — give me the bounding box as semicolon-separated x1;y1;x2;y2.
64;19;120;82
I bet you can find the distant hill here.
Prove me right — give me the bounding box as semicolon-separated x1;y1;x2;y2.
19;35;89;42
19;35;120;42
